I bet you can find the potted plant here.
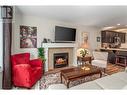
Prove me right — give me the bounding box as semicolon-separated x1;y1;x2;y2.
38;47;46;74
80;49;89;57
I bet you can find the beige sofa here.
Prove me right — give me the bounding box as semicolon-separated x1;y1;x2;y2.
48;70;127;90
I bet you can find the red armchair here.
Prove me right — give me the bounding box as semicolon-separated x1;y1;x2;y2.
11;53;43;88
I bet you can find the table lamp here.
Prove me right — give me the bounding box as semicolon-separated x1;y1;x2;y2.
77;42;90;57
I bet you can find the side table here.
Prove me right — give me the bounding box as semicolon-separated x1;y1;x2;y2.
77;56;92;65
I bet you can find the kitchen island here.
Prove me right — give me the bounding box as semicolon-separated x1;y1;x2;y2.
100;48;127;64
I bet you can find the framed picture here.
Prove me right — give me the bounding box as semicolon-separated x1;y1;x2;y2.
97;37;100;42
20;25;37;48
82;32;88;44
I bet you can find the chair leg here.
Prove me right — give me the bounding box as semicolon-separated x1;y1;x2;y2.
103;68;106;73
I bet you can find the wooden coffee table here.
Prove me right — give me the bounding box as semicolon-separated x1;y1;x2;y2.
60;64;102;88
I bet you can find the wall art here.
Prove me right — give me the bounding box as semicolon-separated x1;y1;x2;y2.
20;25;37;48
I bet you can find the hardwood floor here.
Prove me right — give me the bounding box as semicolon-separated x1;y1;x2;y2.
106;63;125;75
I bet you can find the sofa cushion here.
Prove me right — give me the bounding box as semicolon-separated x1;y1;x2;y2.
95;75;127;89
122;85;127;89
70;81;102;90
110;72;127;83
48;84;66;89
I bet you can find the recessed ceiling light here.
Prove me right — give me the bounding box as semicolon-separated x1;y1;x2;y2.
117;24;120;25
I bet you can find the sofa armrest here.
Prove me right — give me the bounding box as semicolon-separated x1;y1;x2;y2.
29;59;43;67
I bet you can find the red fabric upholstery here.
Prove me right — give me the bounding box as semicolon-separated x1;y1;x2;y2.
30;59;42;67
11;53;43;88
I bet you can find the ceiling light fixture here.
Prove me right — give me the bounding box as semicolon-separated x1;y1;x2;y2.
117;24;120;25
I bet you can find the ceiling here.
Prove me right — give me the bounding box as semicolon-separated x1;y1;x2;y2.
17;6;127;30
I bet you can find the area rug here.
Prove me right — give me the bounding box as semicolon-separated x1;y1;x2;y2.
39;72;107;89
39;64;125;89
106;63;125;75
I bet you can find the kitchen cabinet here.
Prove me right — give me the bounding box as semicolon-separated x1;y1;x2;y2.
101;31;107;43
119;33;126;43
101;31;114;43
101;31;126;44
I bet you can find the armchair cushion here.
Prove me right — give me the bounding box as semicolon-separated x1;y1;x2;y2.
92;51;108;69
13;64;32;87
92;60;107;68
93;51;108;61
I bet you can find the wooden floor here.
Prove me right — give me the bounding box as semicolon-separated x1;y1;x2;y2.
106;63;125;75
44;63;125;75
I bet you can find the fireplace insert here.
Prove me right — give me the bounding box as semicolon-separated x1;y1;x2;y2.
54;53;68;68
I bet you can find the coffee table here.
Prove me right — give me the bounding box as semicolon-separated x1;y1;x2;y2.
60;64;102;88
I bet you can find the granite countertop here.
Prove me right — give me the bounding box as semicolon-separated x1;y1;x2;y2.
100;48;127;51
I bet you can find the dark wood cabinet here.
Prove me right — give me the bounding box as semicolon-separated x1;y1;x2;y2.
101;31;113;43
119;33;126;43
101;31;126;44
107;32;114;43
101;31;107;43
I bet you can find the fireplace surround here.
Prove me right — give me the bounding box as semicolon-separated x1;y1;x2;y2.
42;43;77;71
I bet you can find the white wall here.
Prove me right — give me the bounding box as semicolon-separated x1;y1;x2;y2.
76;25;101;51
0;7;3;89
12;8;100;59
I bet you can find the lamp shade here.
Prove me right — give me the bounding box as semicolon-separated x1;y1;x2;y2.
80;42;89;49
77;42;90;57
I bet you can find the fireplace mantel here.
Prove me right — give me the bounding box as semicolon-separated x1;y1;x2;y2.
42;43;77;71
42;43;76;48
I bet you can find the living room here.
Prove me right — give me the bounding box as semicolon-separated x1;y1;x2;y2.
1;6;127;90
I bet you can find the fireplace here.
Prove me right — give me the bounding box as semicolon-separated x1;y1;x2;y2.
54;53;68;68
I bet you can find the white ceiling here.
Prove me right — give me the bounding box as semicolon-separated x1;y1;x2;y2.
17;6;127;28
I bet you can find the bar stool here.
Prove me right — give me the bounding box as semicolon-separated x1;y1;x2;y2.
115;55;127;67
